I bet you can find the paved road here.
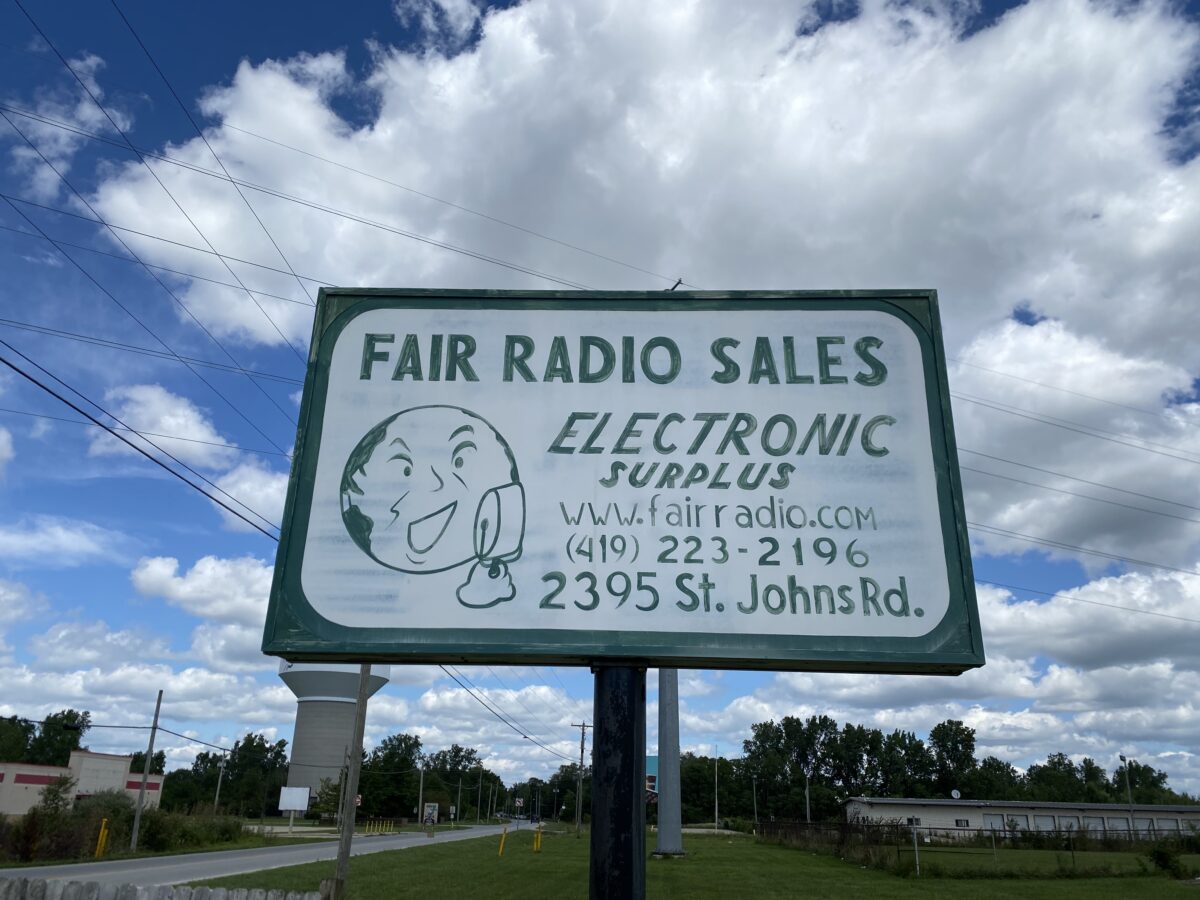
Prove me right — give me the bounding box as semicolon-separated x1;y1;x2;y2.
0;825;505;887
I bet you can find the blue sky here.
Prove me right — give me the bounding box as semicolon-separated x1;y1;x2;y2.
2;0;1200;793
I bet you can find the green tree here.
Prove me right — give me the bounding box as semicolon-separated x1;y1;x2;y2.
1078;757;1112;803
1025;752;1083;802
359;732;422;818
222;733;289;818
130;750;166;775
928;719;976;796
877;730;936;798
0;715;35;761
24;709;91;766
963;756;1024;800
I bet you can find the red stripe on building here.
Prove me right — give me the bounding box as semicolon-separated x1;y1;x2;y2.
0;772;5;782
125;780;161;791
14;773;60;785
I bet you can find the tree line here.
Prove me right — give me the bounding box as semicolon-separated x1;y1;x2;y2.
671;715;1195;825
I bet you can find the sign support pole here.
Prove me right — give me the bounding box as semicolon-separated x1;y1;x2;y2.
589;665;646;900
654;668;684;857
331;664;372;900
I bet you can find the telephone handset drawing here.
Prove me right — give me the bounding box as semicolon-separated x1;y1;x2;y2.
473;482;525;573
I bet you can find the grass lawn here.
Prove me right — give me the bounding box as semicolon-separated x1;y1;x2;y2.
898;842;1200;876
195;831;1197;899
0;833;329;868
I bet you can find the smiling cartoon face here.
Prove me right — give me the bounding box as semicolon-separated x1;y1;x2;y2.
341;406;519;573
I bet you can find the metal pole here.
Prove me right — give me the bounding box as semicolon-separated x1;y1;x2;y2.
805;771;811;824
713;751;719;832
654;669;683;857
912;823;920;876
417;764;425;825
213;756;226;812
1120;754;1135;839
573;721;590;836
752;776;758;827
331;664;372;900
477;765;483;824
456;779;462;828
589;666;646;900
130;689;162;851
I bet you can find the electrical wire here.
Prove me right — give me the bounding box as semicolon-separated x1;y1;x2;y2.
960;465;1200;526
0;221;313;308
10;1;310;361
953;392;1200;465
0;127;299;449
979;579;1200;625
959;448;1200;513
439;665;573;763
0;101;593;291
968;520;1200;578
0;340;281;538
110;0;315;306
0;404;289;458
1;192;333;290
218;119;691;288
0;315;303;386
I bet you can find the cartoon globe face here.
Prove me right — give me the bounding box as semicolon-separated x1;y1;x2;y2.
341;406;520;573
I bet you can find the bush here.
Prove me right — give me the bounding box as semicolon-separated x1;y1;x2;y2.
1147;841;1187;879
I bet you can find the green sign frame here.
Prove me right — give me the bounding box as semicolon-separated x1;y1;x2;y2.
263;289;983;674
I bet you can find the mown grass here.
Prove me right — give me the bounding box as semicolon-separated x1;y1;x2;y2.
195;830;1198;899
895;842;1200;877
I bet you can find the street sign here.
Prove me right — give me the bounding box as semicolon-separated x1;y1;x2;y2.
263;290;983;674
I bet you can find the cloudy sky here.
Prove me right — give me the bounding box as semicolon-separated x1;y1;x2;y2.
1;0;1199;794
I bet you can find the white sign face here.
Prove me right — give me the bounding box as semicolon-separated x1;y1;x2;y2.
265;293;982;673
279;786;310;812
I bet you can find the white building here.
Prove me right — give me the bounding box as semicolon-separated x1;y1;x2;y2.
0;750;164;818
845;796;1200;837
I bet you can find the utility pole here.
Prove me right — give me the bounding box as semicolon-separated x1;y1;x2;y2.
752;775;758;827
130;689;162;851
477;764;483;824
713;748;719;832
1120;754;1136;838
573;722;591;836
417;762;426;824
456;778;462;828
213;755;226;812
805;770;811;825
331;665;372;900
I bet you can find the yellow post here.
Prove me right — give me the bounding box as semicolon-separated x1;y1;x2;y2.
498;823;508;857
533;823;542;853
94;818;109;858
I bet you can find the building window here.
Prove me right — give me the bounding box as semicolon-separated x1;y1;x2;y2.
905;817;921;826
954;819;969;828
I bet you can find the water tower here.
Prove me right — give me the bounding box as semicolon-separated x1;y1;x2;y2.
278;661;390;799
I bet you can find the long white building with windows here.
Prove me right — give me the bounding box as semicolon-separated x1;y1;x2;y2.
845;796;1200;837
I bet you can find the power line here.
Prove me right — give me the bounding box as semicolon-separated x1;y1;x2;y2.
0;404;289;458
0;113;298;446
0;315;303;387
953;357;1183;426
485;666;563;741
954;392;1200;465
0;221;315;308
0;194;295;457
439;665;573;763
960;465;1200;526
968;520;1200;578
978;579;1200;625
1;192;333;290
959;448;1200;513
218;120;691;288
0;101;593;291
0;340;281;538
110;0;316;306
10;1;310;361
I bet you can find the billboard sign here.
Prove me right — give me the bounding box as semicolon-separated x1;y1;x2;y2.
263;290;983;673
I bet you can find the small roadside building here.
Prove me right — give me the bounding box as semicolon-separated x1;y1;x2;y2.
0;750;164;818
845;796;1200;837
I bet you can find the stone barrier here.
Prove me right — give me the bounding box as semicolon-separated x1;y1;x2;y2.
0;880;321;900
